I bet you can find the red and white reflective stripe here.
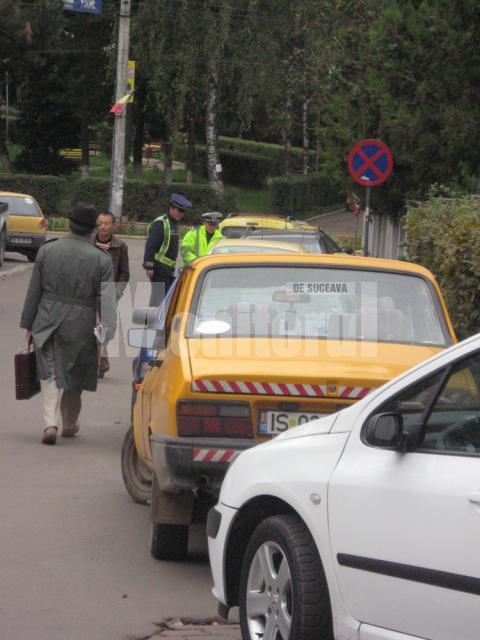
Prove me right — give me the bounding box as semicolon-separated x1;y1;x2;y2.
338;386;373;399
192;380;374;398
192;448;240;463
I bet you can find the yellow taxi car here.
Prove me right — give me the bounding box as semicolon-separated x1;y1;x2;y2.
219;212;343;253
209;238;308;255
2;191;47;262
127;253;456;560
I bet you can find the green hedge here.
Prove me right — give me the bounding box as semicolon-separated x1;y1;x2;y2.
219;136;316;175
271;173;344;216
177;145;273;188
405;196;480;339
0;174;237;224
0;174;68;215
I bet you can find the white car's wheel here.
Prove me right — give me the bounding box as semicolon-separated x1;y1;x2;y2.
239;514;333;640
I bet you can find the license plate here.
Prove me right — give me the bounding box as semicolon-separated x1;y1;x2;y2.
258;410;327;435
10;237;32;244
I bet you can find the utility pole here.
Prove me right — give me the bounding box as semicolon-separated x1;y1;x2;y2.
109;0;131;222
5;71;9;143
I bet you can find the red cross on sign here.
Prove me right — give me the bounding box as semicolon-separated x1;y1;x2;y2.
348;139;393;187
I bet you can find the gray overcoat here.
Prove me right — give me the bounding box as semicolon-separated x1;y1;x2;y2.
20;235;117;392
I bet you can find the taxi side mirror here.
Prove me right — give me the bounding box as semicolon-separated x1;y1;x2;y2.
132;307;158;326
128;328;157;349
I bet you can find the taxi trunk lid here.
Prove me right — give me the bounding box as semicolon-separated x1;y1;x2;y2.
188;338;443;399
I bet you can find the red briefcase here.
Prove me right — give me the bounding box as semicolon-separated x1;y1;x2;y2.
15;344;41;400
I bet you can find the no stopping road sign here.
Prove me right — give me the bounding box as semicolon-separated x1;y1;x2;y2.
348;139;393;186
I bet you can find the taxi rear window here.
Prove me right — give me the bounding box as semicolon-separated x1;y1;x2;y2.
1;195;41;217
188;266;449;346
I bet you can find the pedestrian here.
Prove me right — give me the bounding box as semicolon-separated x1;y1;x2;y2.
92;211;130;378
143;192;192;306
20;203;117;445
180;211;223;265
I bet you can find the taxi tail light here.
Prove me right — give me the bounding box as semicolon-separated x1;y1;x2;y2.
177;400;252;438
39;218;46;228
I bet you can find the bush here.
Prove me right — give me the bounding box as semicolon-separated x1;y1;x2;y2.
219;136;316;175
176;145;273;188
0;174;67;215
271;173;344;216
405;195;480;339
0;174;237;223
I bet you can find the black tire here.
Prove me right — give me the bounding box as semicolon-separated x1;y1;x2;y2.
239;514;333;640
150;522;189;561
25;250;38;263
121;427;152;505
0;231;5;267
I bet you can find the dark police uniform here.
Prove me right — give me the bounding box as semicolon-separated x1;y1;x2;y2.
143;193;192;306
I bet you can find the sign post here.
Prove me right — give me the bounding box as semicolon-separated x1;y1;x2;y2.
348;139;393;256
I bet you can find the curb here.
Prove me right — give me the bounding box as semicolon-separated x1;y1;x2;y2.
148;619;241;640
0;262;32;281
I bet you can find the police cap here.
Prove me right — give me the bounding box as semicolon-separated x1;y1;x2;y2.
69;203;98;229
170;193;192;211
202;211;223;224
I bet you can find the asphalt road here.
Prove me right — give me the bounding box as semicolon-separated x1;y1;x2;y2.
0;238;219;640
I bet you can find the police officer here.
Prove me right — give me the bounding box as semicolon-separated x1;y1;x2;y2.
180;211;223;265
143;193;192;306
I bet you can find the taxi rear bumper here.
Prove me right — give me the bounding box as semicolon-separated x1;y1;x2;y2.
150;433;254;495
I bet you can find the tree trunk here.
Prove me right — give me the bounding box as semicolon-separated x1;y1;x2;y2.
284;89;293;176
186;115;195;184
163;138;173;185
80;109;89;178
302;98;309;175
132;97;145;180
0;134;12;173
315;107;320;173
205;58;224;192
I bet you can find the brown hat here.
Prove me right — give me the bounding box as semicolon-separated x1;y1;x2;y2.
69;203;98;229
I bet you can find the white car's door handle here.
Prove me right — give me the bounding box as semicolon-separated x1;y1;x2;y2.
468;491;480;505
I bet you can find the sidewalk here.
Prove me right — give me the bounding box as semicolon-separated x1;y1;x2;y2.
143;619;241;640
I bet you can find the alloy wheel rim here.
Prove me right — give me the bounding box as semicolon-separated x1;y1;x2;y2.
245;541;292;640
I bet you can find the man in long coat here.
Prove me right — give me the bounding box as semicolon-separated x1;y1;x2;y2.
20;203;117;445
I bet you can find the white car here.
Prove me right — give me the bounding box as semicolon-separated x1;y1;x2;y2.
208;333;480;640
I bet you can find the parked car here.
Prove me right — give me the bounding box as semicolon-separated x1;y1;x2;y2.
0;200;8;267
219;212;310;235
1;191;47;262
125;252;456;561
208;332;480;640
219;213;345;253
210;238;308;255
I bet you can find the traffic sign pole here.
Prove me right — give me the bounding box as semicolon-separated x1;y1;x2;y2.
363;186;371;256
347;139;393;257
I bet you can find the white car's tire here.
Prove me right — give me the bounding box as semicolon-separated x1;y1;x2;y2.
239;514;333;640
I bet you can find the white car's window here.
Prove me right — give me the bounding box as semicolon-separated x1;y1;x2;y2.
422;354;480;455
0;195;41;216
372;352;480;455
189;266;449;345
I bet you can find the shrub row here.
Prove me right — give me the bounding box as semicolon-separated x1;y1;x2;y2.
405;195;480;339
219;136;317;175
271;173;344;216
0;174;236;224
176;145;273;188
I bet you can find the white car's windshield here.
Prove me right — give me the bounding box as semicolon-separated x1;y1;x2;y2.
189;266;449;345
